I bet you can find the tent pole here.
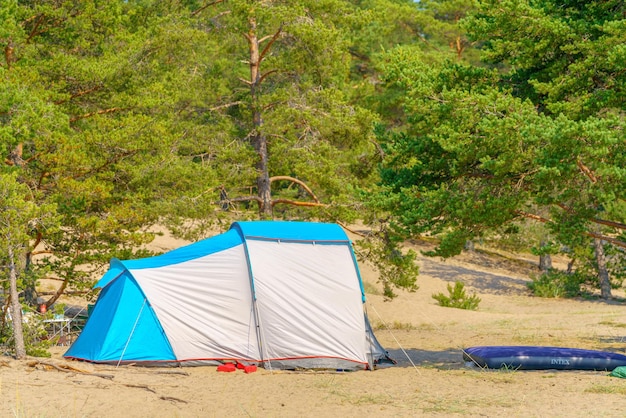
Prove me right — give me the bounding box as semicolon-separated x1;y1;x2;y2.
116;298;147;368
363;305;376;370
241;239;272;371
253;300;272;372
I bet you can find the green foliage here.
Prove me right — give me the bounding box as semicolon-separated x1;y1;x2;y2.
374;55;543;254
0;172;59;308
432;281;481;310
3;0;621;313
527;270;585;298
1;1;203;302
530;240;560;258
0;311;52;358
353;220;419;299
562;241;626;292
23;317;53;358
0;0;428;310
372;0;626;300
464;0;626;119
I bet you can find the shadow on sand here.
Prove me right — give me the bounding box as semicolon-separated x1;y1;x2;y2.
419;259;531;296
384;348;466;370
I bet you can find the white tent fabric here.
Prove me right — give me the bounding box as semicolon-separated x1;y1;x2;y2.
133;244;260;361
248;240;367;365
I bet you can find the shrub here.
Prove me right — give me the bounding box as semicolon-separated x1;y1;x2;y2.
527;270;584;298
432;281;481;310
0;310;53;358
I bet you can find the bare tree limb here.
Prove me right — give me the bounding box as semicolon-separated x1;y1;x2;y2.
258;25;283;64
44;276;68;308
229;195;262;203
190;0;224;17
209;101;243;112
269;175;320;203
515;210;626;249
54;85;101;105
220;176;326;212
259;69;279;84
577;158;598;183
336;221;369;238
556;203;626;231
271;199;327;208
38;290;90;296
4;38;15;70
25;14;45;43
587;231;626;250
591;218;626;231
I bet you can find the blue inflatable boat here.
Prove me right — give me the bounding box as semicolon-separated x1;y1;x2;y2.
463;346;626;371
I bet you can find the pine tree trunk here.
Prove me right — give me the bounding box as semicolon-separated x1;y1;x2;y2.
247;18;273;219
8;144;38;306
539;240;552;272
256;135;272;218
594;238;611;300
8;246;26;359
539;253;552;272
22;251;39;306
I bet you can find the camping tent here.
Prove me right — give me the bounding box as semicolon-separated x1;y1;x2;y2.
64;221;393;370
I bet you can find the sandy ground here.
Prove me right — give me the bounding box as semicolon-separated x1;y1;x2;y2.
3;233;626;417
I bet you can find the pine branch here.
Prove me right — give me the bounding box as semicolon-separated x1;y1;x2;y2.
259;25;283;63
515;210;626;249
69;107;126;123
269;175;320;203
54;85;102;105
190;0;224;17
271;199;327;208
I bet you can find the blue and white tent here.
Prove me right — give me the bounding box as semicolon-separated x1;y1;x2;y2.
65;221;393;370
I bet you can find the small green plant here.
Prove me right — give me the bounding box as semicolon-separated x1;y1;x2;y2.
23;318;53;357
497;362;521;373
371;320;415;331
527;270;583;298
53;303;66;317
432;281;481;310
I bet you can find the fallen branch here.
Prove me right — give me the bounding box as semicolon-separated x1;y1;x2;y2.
27;360;114;380
159;396;188;404
124;383;156;393
156;370;190;376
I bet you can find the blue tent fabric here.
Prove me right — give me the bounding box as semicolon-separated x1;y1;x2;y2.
68;272;175;363
231;220;349;242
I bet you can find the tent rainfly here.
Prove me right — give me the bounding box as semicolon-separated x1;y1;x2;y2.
64;221;394;370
